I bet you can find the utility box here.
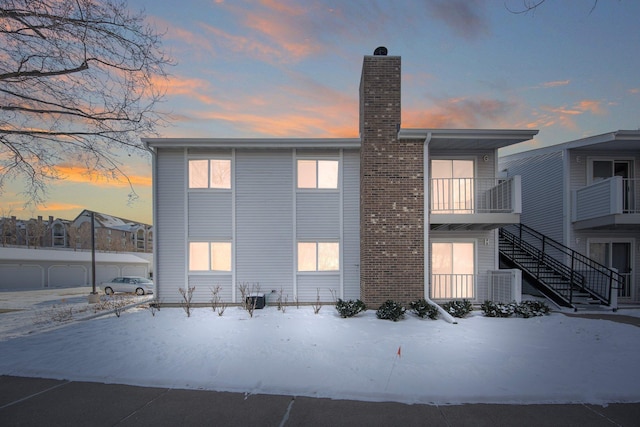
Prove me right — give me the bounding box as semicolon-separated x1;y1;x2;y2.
246;293;266;309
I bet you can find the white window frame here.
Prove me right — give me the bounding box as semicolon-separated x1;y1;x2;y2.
297;241;340;272
188;241;233;272
188;158;232;190
296;158;340;190
430;157;476;214
430;238;477;299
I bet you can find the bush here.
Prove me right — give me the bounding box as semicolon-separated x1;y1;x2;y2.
480;300;516;318
335;299;367;318
480;300;550;318
376;300;406;321
409;299;439;320
515;300;550;318
441;299;473;318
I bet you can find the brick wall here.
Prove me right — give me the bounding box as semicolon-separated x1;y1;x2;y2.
359;53;425;307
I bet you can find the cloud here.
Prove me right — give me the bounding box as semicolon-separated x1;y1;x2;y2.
403;96;516;128
527;99;607;130
151;74;217;105
193;106;357;138
427;0;490;40
52;164;151;188
199;23;287;62
538;80;571;88
147;16;216;60
35;202;84;212
629;88;639;95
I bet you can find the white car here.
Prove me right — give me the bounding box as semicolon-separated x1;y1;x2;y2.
102;277;154;296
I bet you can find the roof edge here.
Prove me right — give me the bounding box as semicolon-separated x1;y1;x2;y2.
398;128;539;140
142;138;361;149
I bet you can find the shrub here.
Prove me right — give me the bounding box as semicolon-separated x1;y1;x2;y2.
480;300;550;318
515;300;550;318
409;299;439;320
442;299;473;318
376;300;406;321
480;300;516;318
335;299;367;318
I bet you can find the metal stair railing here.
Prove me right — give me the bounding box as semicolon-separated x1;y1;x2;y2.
500;224;623;307
500;229;582;305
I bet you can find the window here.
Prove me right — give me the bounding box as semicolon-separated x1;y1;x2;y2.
431;159;474;213
52;223;66;247
298;241;339;271
136;229;145;251
188;159;231;189
189;241;232;271
431;242;475;299
297;160;338;189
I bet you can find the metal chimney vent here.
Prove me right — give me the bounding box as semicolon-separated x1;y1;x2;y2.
373;46;387;56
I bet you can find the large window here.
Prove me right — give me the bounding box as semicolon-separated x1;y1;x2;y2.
189;241;232;271
431;159;474;213
297;160;339;189
298;241;339;271
189;159;231;189
431;241;475;299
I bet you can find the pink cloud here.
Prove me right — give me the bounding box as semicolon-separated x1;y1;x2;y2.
539;80;571;88
403;97;516;128
53;164;152;188
526;99;607;130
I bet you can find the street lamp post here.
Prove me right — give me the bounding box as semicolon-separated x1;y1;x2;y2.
88;211;100;303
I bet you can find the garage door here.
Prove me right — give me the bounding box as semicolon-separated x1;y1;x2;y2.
122;265;147;278
48;265;87;287
96;265;120;285
0;264;43;290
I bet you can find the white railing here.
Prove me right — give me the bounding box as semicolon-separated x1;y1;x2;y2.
574;177;639;221
431;274;475;299
430;270;521;303
430;176;521;214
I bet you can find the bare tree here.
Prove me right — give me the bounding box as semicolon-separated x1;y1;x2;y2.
506;0;603;15
0;0;171;204
26;217;47;248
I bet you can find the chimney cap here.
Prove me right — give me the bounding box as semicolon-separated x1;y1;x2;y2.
373;46;387;56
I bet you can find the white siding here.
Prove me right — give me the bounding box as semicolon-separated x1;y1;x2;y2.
500;151;565;243
188;274;233;303
156;149;187;303
343;150;361;300
155;145;360;304
296;193;340;238
188;193;232;239
297;274;340;302
235;150;294;296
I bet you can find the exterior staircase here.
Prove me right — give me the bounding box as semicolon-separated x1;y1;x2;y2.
499;224;623;311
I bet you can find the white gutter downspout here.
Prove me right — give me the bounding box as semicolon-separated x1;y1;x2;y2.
423;132;457;324
143;141;159;303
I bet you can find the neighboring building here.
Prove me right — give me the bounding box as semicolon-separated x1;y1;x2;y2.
0;246;150;290
144;49;537;306
500;131;640;303
0;210;153;253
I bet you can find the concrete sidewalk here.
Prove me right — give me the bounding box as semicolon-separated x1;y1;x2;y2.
1;376;639;426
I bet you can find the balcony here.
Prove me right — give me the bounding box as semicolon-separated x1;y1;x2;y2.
572;177;640;230
430;176;522;231
430;270;522;303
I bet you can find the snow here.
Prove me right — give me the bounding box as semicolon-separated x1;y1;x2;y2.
1;288;640;406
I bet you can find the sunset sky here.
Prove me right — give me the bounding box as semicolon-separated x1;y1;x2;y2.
3;0;639;225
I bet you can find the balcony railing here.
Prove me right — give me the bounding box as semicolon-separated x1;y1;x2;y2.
430;270;522;303
430;176;521;214
574;177;639;222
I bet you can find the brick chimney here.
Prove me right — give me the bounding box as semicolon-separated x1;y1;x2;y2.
359;48;424;307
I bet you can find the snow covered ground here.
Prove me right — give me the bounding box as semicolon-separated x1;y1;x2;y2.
1;289;639;406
